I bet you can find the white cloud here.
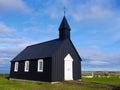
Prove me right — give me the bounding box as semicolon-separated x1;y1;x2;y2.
0;51;13;72
0;22;15;34
90;60;109;65
0;37;41;49
79;48;120;71
0;58;10;65
0;0;30;14
0;46;24;53
82;67;120;71
0;38;28;44
70;0;113;21
40;0;114;21
39;0;71;19
0;38;35;71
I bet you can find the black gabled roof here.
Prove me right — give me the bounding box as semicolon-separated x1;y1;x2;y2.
11;16;81;62
12;39;64;61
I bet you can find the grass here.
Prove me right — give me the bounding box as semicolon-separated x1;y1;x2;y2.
82;77;120;90
0;77;120;90
83;77;120;85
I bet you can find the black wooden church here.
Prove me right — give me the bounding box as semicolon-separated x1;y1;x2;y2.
10;16;82;82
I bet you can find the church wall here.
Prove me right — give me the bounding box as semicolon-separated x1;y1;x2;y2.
51;39;81;82
10;58;52;82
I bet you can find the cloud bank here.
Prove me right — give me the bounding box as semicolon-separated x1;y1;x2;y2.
0;0;120;72
0;0;30;15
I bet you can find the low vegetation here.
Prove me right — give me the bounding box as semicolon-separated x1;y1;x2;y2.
82;71;120;78
0;72;119;90
0;73;9;77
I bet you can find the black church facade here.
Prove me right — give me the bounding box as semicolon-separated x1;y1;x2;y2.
10;16;82;82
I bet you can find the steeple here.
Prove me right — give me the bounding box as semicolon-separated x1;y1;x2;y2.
59;16;71;40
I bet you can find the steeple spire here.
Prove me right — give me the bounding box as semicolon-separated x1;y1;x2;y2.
59;16;71;30
59;16;71;40
64;7;66;16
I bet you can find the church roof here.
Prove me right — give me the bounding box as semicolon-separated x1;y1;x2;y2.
11;16;81;61
12;39;64;61
59;16;71;31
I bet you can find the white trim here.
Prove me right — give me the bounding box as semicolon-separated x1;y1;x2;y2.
64;54;73;80
24;61;29;72
37;59;43;72
14;62;19;72
64;54;73;61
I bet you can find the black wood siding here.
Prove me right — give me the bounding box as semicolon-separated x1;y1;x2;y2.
10;39;81;82
51;39;81;82
10;58;52;82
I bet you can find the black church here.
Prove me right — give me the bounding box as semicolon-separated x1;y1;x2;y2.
10;16;82;83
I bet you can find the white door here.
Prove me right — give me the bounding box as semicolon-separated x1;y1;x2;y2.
64;54;73;80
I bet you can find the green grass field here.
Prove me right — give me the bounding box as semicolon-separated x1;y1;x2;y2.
0;77;120;90
83;77;120;85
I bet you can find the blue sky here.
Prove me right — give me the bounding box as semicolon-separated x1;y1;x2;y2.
0;0;120;72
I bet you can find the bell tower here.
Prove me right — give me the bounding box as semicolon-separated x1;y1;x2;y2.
59;16;71;40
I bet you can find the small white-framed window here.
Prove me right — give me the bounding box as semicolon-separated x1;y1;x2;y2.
14;62;19;72
24;61;29;72
37;59;43;72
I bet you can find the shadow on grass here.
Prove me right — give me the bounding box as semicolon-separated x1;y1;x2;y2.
36;82;45;85
112;87;120;90
5;77;10;80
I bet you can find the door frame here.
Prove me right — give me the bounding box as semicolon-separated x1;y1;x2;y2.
64;54;73;80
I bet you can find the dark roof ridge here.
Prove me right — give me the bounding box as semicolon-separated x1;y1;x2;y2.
28;39;60;47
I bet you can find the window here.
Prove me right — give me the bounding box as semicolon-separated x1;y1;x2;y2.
37;59;43;72
24;61;29;72
14;62;19;72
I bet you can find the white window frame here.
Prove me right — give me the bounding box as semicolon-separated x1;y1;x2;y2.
37;59;43;72
24;61;29;72
14;62;19;72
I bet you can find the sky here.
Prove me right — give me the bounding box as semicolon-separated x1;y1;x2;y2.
0;0;120;72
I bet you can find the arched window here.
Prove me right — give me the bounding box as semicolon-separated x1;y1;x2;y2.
37;59;43;72
24;61;29;72
14;62;19;72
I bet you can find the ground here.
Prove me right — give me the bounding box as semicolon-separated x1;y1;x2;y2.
0;72;120;90
0;76;120;90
